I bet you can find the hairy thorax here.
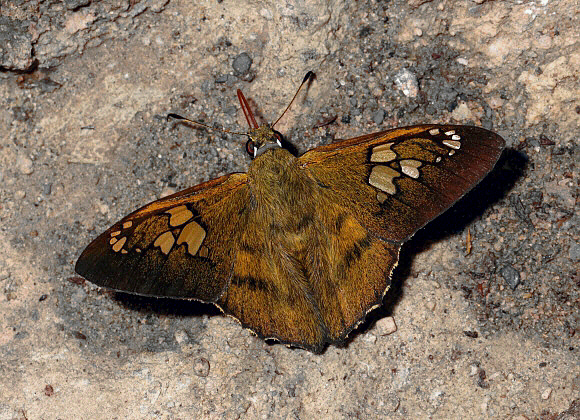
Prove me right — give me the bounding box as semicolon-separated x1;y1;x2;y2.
247;148;319;244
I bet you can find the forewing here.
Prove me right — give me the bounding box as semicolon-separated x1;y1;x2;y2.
299;125;505;242
75;173;250;302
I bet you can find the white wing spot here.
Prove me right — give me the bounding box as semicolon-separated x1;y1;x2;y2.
154;231;175;255
451;134;461;140
177;221;206;256
166;205;194;227
400;159;422;179
443;139;461;150
445;130;455;135
370;143;397;162
369;166;400;195
112;236;127;253
122;221;133;229
429;128;440;136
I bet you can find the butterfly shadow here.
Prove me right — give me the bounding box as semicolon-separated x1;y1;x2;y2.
339;148;525;349
110;292;222;318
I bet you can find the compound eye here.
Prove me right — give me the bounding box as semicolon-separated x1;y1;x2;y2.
246;139;255;157
274;132;282;146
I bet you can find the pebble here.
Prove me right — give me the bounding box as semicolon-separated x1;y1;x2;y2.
500;265;521;290
374;316;397;335
541;388;552;400
372;109;386;125
16;154;34;175
469;364;479;376
451;102;473;121
362;333;377;344
394;68;419;98
43;183;52;195
232;52;252;76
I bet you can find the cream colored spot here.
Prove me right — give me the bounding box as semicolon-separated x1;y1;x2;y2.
376;191;388;204
436;156;442;163
177;221;206;256
121;249;128;254
443;139;461;149
445;130;455;135
122;221;132;229
154;231;175;255
135;248;142;253
429;128;440;136
109;237;118;245
451;134;461;140
449;150;456;156
166;205;194;227
400;159;422;179
369;166;399;195
370;143;397;162
112;236;126;252
198;246;209;258
111;230;121;237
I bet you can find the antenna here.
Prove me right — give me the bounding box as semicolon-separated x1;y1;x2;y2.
167;71;314;135
272;71;314;128
237;89;259;130
166;114;246;136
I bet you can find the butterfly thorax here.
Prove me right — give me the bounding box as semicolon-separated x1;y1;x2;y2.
247;148;318;232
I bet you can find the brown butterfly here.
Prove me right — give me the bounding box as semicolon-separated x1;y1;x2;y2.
75;72;505;353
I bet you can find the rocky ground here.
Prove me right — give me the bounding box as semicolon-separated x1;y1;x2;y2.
0;0;578;419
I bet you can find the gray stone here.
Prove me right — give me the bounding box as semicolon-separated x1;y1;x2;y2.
500;265;521;290
372;109;386;125
232;52;252;76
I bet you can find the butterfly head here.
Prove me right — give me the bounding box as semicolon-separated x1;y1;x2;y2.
246;125;283;158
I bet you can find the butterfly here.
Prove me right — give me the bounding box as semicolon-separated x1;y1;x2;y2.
75;72;505;353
